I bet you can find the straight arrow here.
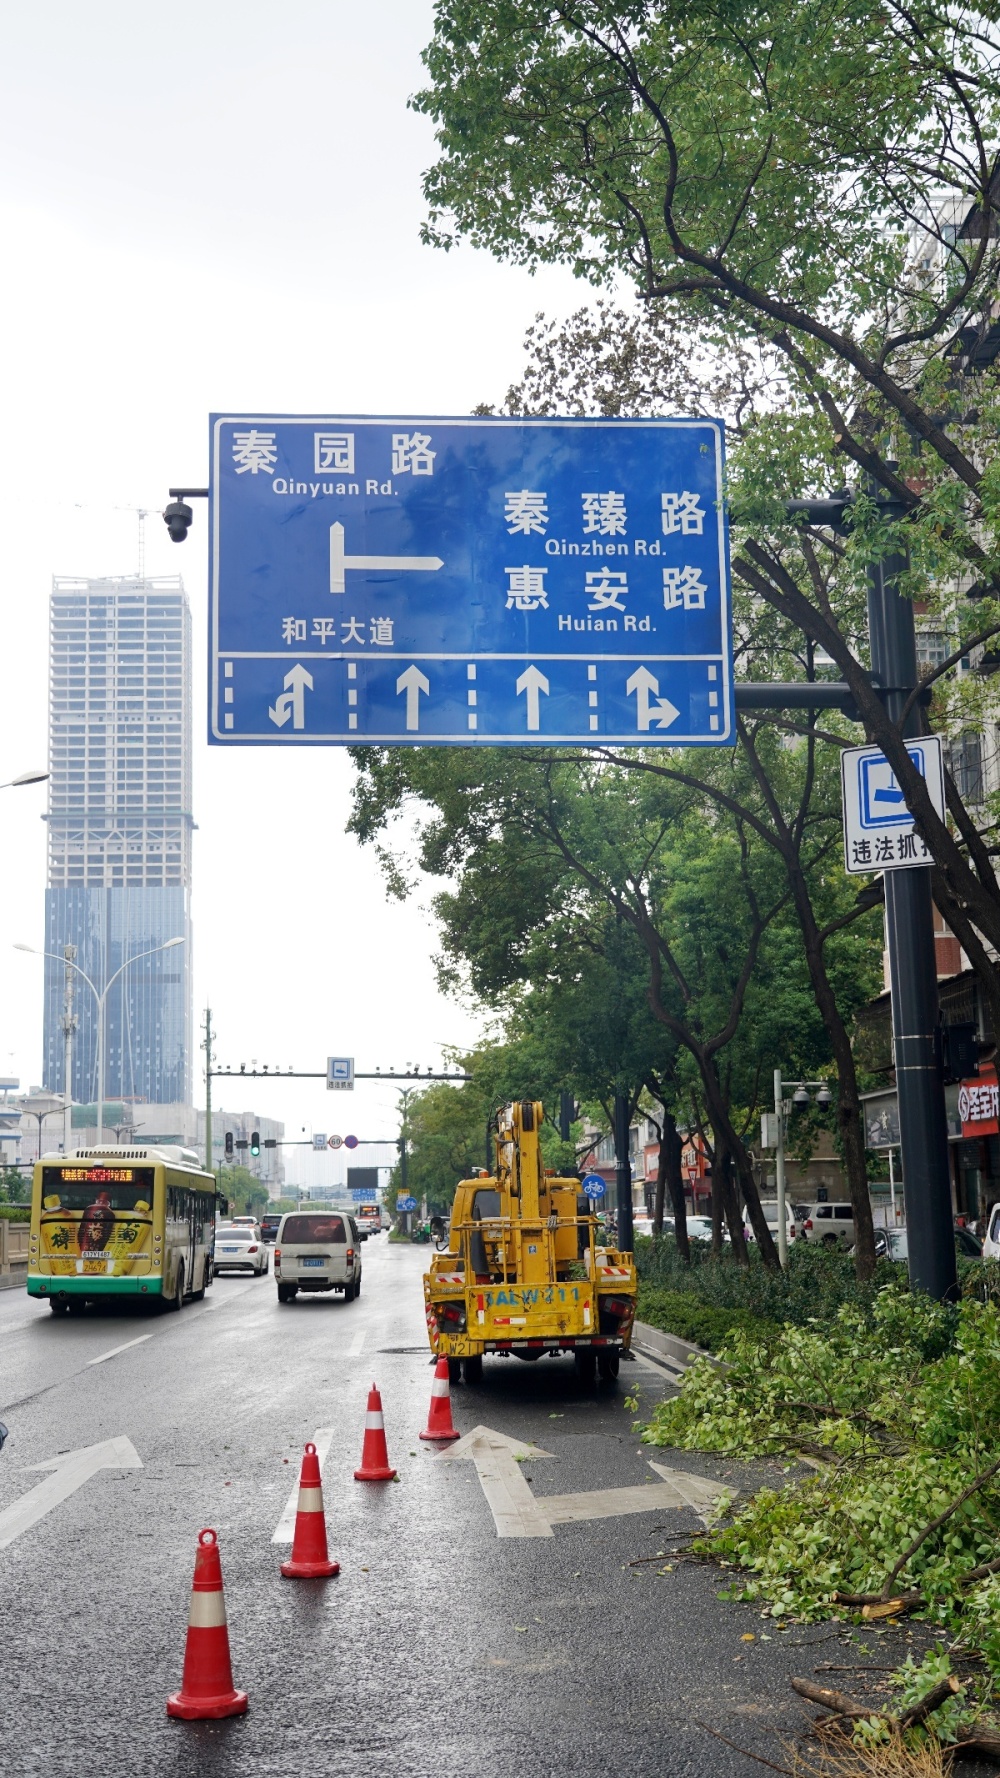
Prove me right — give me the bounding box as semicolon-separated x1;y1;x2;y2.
330;522;444;594
436;1424;555;1538
0;1435;142;1550
396;664;430;731
515;665;550;732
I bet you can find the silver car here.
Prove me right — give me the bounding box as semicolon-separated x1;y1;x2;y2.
213;1226;269;1275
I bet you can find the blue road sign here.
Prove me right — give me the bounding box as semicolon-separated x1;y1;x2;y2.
209;415;732;746
397;1195;418;1213
581;1173;608;1200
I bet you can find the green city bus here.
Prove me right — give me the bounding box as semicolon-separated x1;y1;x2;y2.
27;1147;223;1313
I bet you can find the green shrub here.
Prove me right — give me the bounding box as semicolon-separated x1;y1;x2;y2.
0;1207;31;1224
635;1233;908;1330
636;1284;779;1353
640;1291;1000;1669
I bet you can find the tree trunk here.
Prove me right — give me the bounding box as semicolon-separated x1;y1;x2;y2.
720;1148;750;1265
699;1060;781;1268
709;1140;725;1256
664;1112;689;1261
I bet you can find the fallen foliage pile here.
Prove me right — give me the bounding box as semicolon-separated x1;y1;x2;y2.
642;1292;1000;1671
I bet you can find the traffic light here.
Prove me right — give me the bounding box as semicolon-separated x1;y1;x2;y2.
250;1130;261;1156
224;1131;234;1160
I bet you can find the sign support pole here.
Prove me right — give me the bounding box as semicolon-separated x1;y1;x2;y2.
867;529;956;1301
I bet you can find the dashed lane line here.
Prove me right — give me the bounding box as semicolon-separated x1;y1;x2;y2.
86;1334;154;1367
272;1427;336;1542
348;1327;366;1355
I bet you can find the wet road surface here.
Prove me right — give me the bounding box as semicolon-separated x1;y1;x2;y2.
0;1239;877;1776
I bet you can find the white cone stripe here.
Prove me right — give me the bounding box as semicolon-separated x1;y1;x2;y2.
188;1591;228;1629
431;1379;450;1398
273;1428;335;1544
296;1487;325;1512
365;1411;385;1429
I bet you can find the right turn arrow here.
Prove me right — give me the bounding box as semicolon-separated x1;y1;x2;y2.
625;667;679;733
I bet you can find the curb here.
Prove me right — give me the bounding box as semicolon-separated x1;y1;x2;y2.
632;1319;717;1383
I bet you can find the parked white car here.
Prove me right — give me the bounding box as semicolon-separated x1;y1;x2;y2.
273;1210;363;1304
213;1227;269;1275
800;1202;855;1248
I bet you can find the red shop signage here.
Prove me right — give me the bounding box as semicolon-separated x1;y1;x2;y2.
959;1066;999;1139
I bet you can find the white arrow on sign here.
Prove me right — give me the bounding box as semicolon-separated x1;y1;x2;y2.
268;663;314;730
516;665;550;732
396;664;430;731
625;666;680;733
329;521;444;595
437;1424;731;1539
436;1425;556;1538
0;1435;142;1550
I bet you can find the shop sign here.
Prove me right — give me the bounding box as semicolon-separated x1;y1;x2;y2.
959;1067;999;1138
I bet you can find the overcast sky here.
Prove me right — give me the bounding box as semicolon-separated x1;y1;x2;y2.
0;1;584;1185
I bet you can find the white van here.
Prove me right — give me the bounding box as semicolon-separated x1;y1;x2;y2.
273;1211;363;1304
983;1202;1000;1260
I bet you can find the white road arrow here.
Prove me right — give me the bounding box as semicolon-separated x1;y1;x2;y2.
625;666;680;733
0;1435;142;1550
436;1424;732;1539
516;665;550;732
330;521;444;594
396;664;430;731
436;1424;555;1538
268;663;314;730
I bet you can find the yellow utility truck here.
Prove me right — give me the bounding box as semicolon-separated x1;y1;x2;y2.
423;1099;637;1384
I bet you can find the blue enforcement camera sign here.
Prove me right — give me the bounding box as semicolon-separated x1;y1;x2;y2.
209;415;733;747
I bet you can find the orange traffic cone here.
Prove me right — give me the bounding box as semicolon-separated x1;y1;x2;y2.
419;1356;460;1443
281;1442;340;1579
354;1382;397;1480
167;1528;248;1720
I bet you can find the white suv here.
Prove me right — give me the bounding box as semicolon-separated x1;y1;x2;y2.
800;1202;855;1248
273;1211;363;1304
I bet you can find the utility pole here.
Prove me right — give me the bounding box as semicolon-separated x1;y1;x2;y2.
868;511;956;1300
202;1006;214;1174
61;943;77;1155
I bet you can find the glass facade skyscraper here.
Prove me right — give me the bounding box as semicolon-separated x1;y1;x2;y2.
42;577;194;1107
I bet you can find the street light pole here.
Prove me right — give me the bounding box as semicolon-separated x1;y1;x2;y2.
769;1073;833;1267
61;944;77;1154
773;1069;789;1269
15;936;185;1148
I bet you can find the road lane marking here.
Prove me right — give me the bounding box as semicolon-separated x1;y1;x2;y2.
86;1334;154;1366
436;1425;555;1539
0;1436;142;1550
348;1328;366;1355
272;1427;335;1543
436;1425;730;1537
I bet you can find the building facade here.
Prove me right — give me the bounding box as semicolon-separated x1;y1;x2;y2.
41;577;194;1108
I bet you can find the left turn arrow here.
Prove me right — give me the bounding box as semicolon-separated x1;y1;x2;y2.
0;1435;142;1550
269;663;314;730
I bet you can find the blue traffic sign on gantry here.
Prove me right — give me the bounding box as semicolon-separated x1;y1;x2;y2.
209;415;733;746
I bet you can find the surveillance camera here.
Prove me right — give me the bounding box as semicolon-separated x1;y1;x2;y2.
163;499;194;543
